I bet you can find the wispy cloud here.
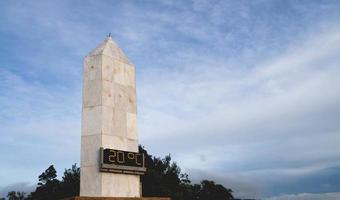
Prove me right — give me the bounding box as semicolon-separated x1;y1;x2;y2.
266;192;340;200
0;182;34;198
0;0;340;198
138;26;340;197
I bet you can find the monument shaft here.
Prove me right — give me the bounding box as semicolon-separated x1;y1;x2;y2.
80;37;140;197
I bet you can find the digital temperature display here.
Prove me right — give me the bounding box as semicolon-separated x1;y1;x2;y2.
100;148;146;175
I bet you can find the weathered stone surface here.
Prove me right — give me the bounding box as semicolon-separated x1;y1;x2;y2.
102;81;114;107
113;83;136;113
101;106;114;135
102;56;114;82
84;55;102;81
66;197;170;200
80;166;102;195
83;80;102;107
124;64;136;88
113;61;135;88
82;107;102;136
101;135;138;152
80;37;140;197
87;38;132;65
101;173;140;197
126;113;138;140
81;135;101;167
112;107;128;138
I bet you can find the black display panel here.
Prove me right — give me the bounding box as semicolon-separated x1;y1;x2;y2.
99;148;146;175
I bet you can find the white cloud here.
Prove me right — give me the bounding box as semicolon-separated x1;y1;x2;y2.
138;27;340;146
266;192;340;200
1;0;340;198
188;168;263;199
138;27;340;197
0;68;81;185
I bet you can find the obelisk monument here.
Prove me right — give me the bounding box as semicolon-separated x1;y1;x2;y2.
80;36;140;197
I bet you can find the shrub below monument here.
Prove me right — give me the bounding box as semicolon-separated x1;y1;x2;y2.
139;146;234;200
5;146;234;200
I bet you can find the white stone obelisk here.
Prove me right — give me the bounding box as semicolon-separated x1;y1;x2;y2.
80;36;140;197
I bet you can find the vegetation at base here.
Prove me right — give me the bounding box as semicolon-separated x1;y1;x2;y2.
6;191;25;200
3;146;234;200
139;146;234;200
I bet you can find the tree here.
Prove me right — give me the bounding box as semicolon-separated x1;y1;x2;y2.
140;146;188;199
25;164;80;200
37;165;57;186
196;180;234;200
59;163;80;198
7;191;25;200
9;146;234;200
26;165;60;200
140;146;234;200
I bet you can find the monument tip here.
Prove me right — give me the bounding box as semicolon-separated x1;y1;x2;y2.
86;33;132;65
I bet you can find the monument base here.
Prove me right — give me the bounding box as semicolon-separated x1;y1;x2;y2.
65;197;170;200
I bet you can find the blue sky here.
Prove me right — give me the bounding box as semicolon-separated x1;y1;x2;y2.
1;0;340;199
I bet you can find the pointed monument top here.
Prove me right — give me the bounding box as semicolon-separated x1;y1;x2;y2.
86;36;132;65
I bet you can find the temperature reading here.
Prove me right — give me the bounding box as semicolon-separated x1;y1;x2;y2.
100;148;146;175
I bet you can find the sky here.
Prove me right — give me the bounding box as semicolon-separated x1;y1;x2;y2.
0;0;340;199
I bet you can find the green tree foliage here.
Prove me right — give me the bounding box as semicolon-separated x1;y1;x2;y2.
196;180;234;200
7;191;25;200
25;164;80;200
59;164;80;197
140;146;234;200
8;146;234;200
26;165;60;200
37;165;58;186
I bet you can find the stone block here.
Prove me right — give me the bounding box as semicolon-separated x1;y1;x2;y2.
84;55;102;81
124;64;136;88
102;106;114;135
82;106;102;135
126;138;139;152
102;134;125;150
83;80;102;107
113;61;126;86
84;68;101;82
80;166;102;197
101;135;138;152
81;135;102;167
125;87;137;113
101;173;140;197
102;56;114;82
113;84;136;113
102;81;114;107
112;61;135;88
112;107;127;138
126;113;138;140
66;197;170;200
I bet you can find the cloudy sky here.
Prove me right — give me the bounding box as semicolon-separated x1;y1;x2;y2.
1;0;340;199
